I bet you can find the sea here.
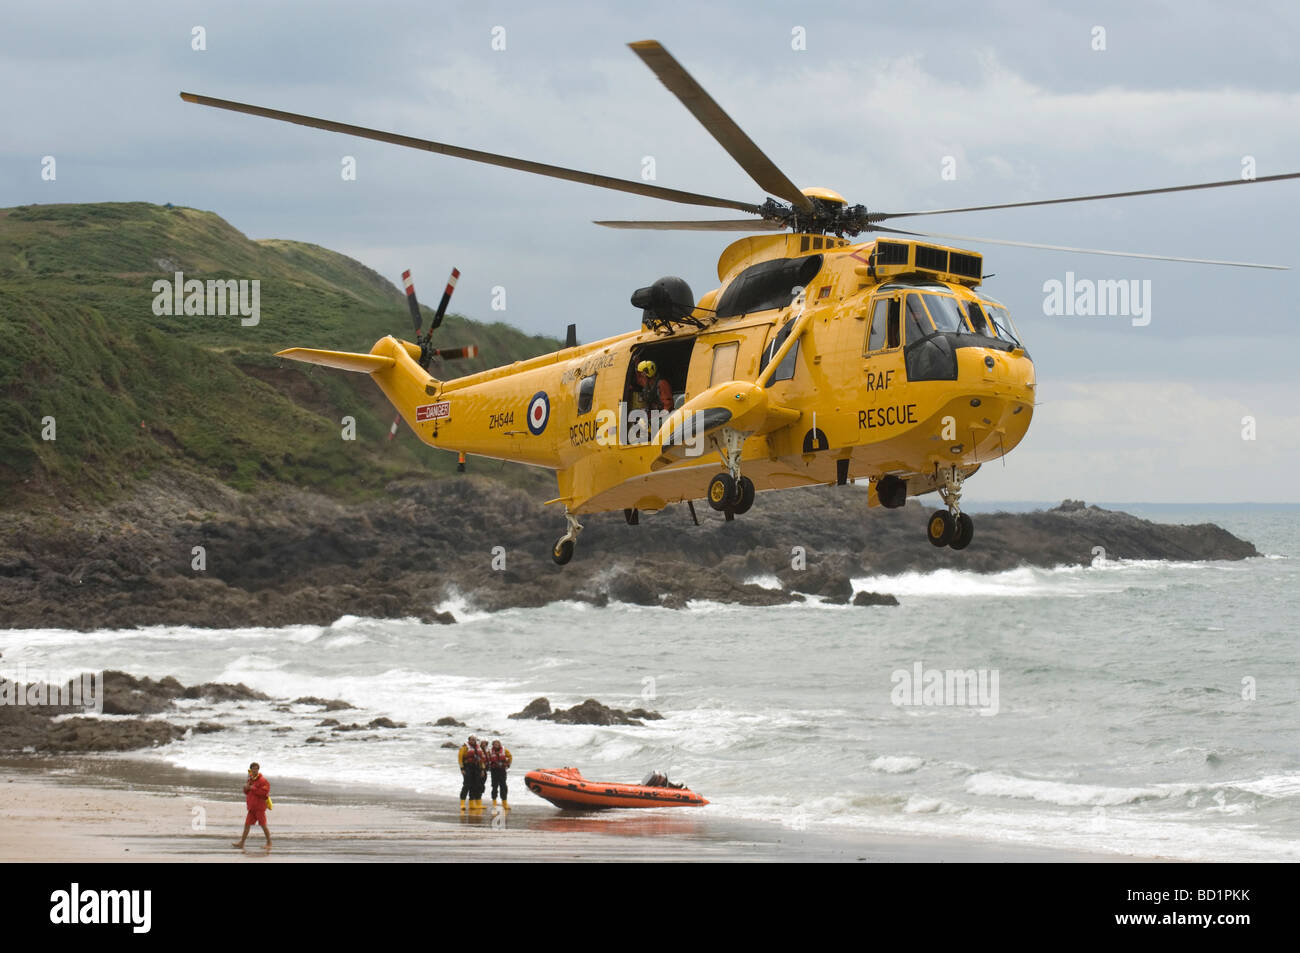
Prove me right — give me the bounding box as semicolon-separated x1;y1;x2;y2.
4;503;1297;861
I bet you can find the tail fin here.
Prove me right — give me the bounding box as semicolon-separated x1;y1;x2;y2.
277;347;395;374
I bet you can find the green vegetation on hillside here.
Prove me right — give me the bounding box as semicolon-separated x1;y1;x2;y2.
0;202;561;505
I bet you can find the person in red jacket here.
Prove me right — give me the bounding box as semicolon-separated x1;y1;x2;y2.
233;762;272;850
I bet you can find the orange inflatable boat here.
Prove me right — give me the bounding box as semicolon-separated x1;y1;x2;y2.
525;768;709;809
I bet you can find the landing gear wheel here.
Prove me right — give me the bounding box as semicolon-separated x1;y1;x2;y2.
707;473;736;512
949;513;974;550
927;510;955;547
732;477;755;515
551;538;575;565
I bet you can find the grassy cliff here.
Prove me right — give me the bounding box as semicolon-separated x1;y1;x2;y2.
0;202;560;505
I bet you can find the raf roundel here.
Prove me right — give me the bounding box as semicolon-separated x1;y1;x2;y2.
527;391;550;435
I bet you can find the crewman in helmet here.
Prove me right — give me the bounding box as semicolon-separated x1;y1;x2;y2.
634;359;674;412
458;735;487;811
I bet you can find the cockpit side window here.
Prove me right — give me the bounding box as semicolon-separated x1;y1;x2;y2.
965;301;992;336
980;300;1022;346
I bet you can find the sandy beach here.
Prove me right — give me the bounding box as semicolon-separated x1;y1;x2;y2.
0;756;1141;863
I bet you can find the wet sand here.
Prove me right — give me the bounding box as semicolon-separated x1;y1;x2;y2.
0;755;1148;863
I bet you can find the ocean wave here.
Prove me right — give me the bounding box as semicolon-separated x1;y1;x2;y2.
902;796;965;815
966;772;1200;806
1225;774;1300;798
870;755;925;775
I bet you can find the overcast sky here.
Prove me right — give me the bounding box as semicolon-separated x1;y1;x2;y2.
3;0;1298;501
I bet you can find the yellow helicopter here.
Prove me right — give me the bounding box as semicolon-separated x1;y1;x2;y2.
181;40;1296;564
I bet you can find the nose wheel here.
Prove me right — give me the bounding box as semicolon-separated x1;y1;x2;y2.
551;511;583;565
927;466;975;550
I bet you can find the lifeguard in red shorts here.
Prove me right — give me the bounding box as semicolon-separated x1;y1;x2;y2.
233;762;272;850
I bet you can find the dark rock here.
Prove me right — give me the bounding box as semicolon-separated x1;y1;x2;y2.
315;718;340;727
367;717;405;729
778;552;862;603
509;696;662;727
420;611;457;625
293;696;353;711
101;671;181;715
853;591;899;607
185;682;269;703
509;697;552;720
606;572;660;606
434;716;465;727
45;717;184;752
192;721;226;734
440;740;459;749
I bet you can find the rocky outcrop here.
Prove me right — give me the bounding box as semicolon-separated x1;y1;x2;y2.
96;671;268;715
0;470;1258;629
0;671;337;754
853;591;899;607
508;697;664;727
293;696;353;711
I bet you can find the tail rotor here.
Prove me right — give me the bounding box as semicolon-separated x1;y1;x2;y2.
388;266;478;440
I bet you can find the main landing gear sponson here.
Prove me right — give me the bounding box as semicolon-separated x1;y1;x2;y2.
927;466;974;550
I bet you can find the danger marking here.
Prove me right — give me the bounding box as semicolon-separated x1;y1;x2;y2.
416;401;451;422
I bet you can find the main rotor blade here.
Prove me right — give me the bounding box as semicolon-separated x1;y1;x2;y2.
594;218;786;231
872;172;1300;222
179;91;762;214
873;225;1289;270
628;41;813;213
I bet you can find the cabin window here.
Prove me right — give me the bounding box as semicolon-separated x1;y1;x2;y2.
577;374;596;415
770;340;799;382
710;341;739;387
760;320;800;382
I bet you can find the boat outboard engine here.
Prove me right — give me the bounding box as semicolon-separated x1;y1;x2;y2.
632;276;698;332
